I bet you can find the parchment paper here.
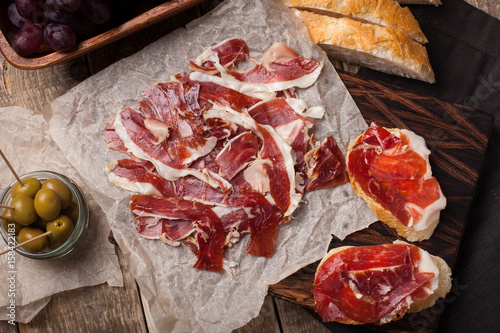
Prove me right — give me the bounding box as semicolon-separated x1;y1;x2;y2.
45;0;377;331
0;106;123;323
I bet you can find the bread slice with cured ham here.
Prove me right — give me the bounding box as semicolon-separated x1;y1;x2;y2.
346;123;446;242
283;0;428;44
314;243;452;325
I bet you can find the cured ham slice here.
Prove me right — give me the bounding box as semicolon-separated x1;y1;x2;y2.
136;216;194;247
218;42;323;92
189;38;249;75
216;132;259;180
304;136;348;191
205;106;301;216
175;175;280;257
347;123;446;241
105;122;127;154
105;38;348;272
314;243;452;325
248;98;314;165
176;72;262;110
106;159;176;197
130;195;226;272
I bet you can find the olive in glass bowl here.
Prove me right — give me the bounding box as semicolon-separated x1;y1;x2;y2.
0;170;89;259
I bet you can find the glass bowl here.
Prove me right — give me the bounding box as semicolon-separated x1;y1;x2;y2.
0;171;89;259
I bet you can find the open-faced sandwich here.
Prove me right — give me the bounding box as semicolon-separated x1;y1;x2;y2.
346;123;446;242
314;242;452;324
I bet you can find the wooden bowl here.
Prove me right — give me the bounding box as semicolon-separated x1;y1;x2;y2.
0;0;206;70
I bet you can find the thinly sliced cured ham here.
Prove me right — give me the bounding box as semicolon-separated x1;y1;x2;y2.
216;132;259;180
136;216;195;247
314;243;451;325
305;136;348;191
106;159;176;197
347;122;446;241
217;42;323;93
105;38;348;272
189;38;249;75
130;195;226;272
248;98;314;164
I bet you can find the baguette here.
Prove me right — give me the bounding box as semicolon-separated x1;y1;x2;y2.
293;9;435;83
315;244;452;325
283;0;428;44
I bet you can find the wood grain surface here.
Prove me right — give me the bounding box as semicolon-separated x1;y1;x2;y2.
268;71;494;332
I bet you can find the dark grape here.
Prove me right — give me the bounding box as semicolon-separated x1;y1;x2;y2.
43;23;76;52
15;0;42;20
11;23;44;57
80;0;110;25
44;0;77;24
44;9;77;25
8;3;31;29
55;0;82;12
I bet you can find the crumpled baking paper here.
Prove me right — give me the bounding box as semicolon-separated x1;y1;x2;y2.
0;106;123;323
45;0;377;331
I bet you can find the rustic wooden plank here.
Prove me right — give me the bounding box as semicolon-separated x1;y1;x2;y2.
85;6;202;74
17;246;147;333
0;322;19;333
233;296;281;333
268;71;494;332
274;298;331;333
0;55;84;111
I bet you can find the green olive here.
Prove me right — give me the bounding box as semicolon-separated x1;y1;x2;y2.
11;195;37;226
46;215;74;242
62;202;79;224
1;219;23;236
1;208;15;223
18;227;49;252
34;188;61;221
11;178;42;198
42;178;72;209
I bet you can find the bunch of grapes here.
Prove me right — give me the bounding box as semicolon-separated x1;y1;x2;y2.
7;0;111;57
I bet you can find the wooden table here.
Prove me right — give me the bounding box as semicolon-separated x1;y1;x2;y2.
0;1;498;332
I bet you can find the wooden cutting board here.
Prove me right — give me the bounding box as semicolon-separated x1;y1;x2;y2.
268;71;494;332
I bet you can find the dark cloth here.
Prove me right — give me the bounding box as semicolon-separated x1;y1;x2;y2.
317;0;500;332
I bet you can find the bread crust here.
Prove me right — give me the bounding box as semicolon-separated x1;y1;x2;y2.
283;0;428;44
346;128;441;241
396;0;442;6
293;9;435;83
316;245;452;324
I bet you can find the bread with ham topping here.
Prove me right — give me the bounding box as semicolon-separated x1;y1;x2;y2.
346;125;446;242
315;244;452;325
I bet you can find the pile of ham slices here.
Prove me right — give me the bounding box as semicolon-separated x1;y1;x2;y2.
104;39;348;272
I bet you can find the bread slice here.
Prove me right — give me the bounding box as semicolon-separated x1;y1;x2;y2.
346;128;445;242
349;176;440;241
283;0;428;44
396;0;442;6
293;9;435;83
316;245;452;324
